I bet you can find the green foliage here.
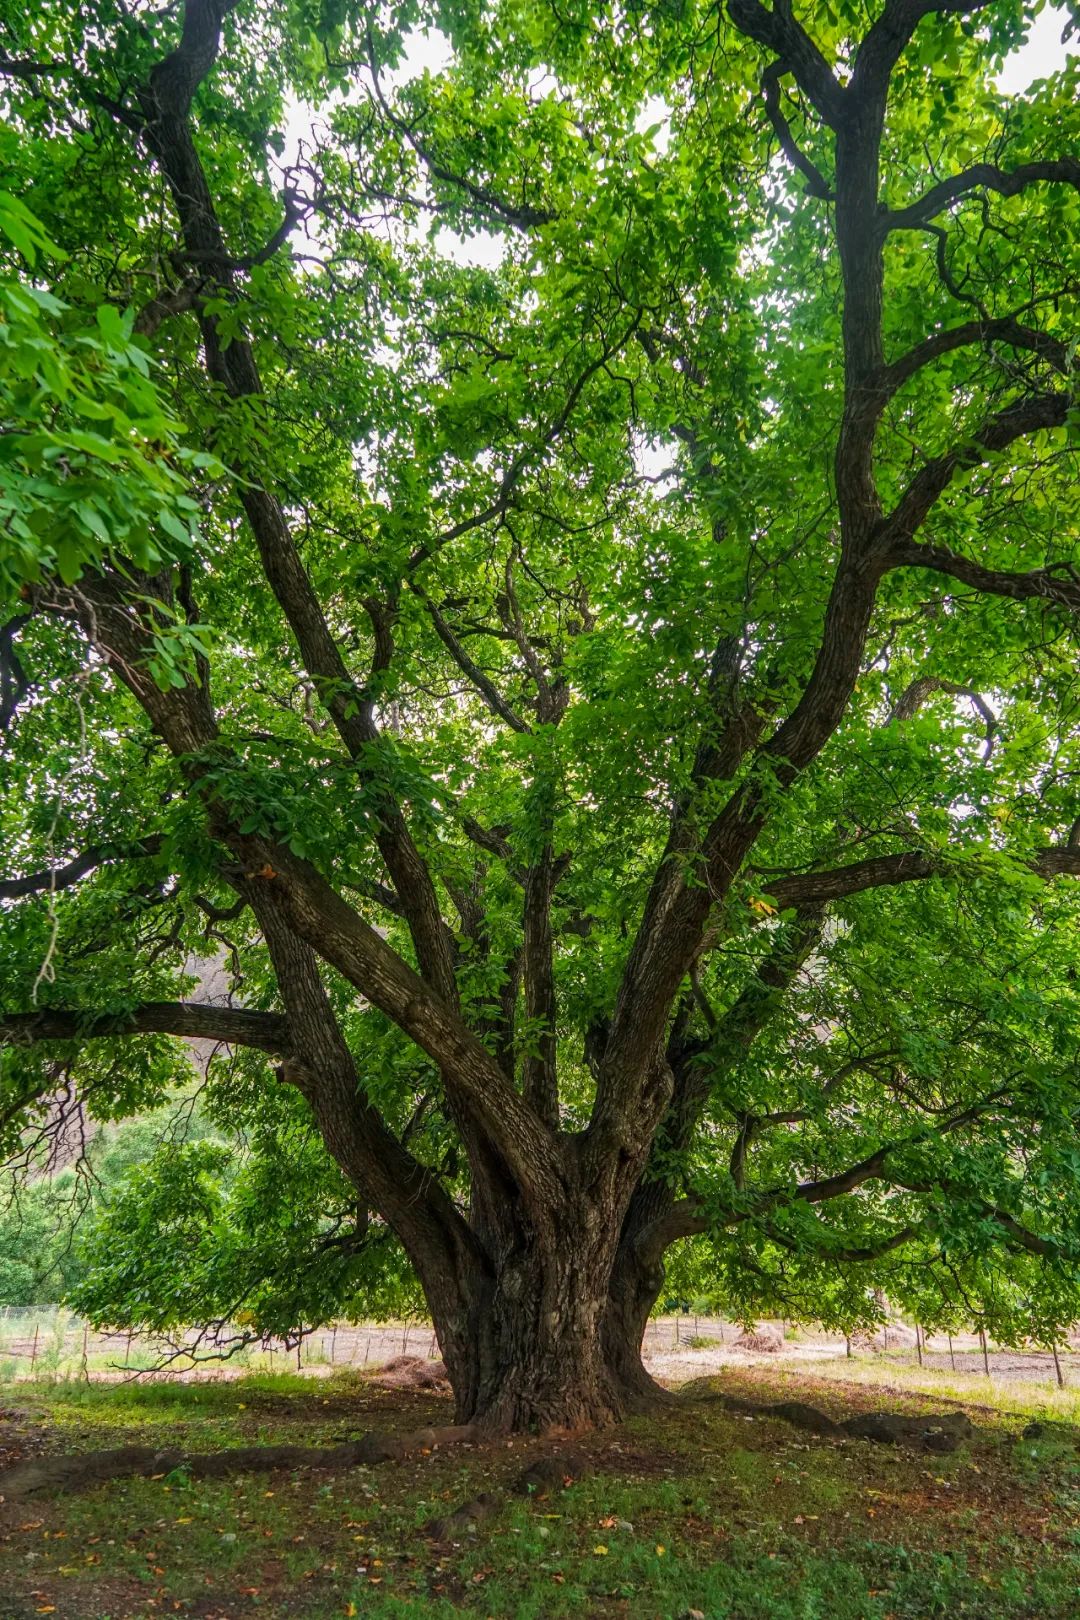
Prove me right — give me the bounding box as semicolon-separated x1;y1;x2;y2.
0;185;215;609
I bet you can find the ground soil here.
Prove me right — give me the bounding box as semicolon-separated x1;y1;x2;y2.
0;1357;1078;1619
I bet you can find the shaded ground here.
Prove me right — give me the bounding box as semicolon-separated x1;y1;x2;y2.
2;1364;1079;1618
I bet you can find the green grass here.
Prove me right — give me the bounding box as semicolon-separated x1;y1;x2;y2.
2;1366;1079;1618
792;1349;1080;1425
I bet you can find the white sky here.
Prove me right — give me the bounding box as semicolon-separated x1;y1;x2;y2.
997;4;1074;90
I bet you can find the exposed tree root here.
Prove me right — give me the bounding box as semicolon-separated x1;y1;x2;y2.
681;1380;974;1452
423;1449;590;1540
0;1422;478;1501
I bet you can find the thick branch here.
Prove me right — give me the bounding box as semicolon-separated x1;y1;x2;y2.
986;1207;1059;1260
0;1003;288;1054
0;836;165;901
521;846;558;1126
130;0;459;1004
761;62;832;199
227;845;566;1212
883;390;1074;542
881;316;1072;396
888;157;1080;231
250;900;485;1319
726;0;846;126
851;1;996;106
888;536;1080;612
765;845;1080;908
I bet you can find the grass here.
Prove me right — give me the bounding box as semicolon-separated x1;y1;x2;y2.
2;1363;1080;1618
791;1350;1080;1425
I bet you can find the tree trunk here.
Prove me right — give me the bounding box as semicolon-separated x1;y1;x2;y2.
422;1189;672;1431
600;1238;672;1413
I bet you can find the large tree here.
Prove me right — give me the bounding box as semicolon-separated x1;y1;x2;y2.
2;0;1080;1430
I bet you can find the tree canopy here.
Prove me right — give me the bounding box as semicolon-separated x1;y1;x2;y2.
2;0;1080;1428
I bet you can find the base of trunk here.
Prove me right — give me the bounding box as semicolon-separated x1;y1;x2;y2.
443;1288;670;1433
426;1199;673;1434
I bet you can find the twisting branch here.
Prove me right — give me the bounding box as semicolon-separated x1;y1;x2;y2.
882;389;1074;543
887;157;1080;232
726;0;846;126
761;61;832;200
889;675;997;758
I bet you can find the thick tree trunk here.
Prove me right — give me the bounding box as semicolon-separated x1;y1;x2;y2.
424;1193;671;1432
